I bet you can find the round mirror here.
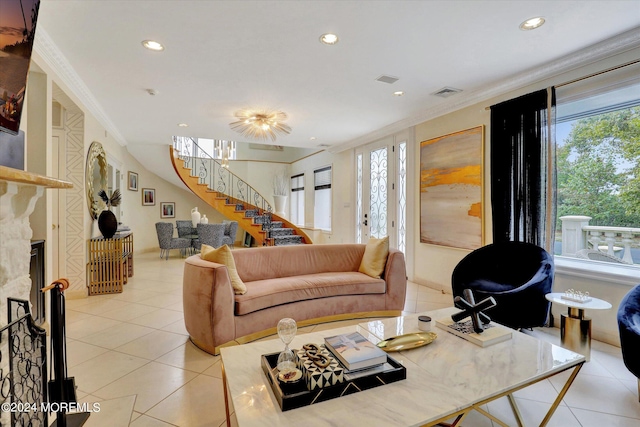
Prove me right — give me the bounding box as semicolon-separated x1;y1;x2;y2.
85;141;108;220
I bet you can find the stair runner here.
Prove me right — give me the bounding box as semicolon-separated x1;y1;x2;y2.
245;208;304;246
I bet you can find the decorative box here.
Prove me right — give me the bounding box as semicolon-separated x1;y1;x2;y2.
296;346;344;390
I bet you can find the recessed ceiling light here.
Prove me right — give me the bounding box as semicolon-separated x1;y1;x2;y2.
393;91;405;96
178;123;188;127
142;40;164;51
310;137;317;140
520;17;545;31
319;33;339;45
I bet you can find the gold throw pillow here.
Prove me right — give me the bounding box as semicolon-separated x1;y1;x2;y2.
358;236;389;278
200;244;247;295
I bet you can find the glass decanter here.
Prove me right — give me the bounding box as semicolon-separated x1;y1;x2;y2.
276;318;297;372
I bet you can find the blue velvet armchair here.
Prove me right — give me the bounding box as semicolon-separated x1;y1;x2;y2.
452;241;554;330
618;284;640;400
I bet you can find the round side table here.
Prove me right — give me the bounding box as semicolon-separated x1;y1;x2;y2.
545;292;612;361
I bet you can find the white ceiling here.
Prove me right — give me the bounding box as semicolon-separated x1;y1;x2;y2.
36;0;640;154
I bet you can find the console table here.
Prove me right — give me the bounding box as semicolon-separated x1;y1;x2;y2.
87;231;133;295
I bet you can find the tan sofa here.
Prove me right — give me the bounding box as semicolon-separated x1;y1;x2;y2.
183;244;407;355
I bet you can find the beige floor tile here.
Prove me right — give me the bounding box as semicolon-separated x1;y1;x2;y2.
67;340;110;368
201;360;222;378
71;299;133;315
155;341;219;373
417;286;452;304
488;396;581;426
513;379;567;405
442;404;493;427
116;330;188;360
549;373;640;419
93;362;197;413
131;411;143;422
621;379;639;397
69;351;149;394
79;322;156;350
414;301;453;313
130;414;178;426
138;294;182;309
97;302;159;322
161;319;189;336
66;309;95;324
571;407;640;426
592;350;638;382
66;297;96;308
146;374;227;427
163;302;184;312
67;316;123;340
108;289;165;303
128;308;184;329
81;395;136;427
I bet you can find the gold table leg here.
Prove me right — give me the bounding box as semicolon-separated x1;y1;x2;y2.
561;308;591;361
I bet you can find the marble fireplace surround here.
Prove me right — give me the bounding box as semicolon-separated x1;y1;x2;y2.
0;166;72;326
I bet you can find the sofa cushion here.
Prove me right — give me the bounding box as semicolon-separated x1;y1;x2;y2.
200;244;247;294
234;272;386;315
358;236;389;278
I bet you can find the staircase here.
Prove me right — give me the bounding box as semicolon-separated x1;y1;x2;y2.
170;139;310;246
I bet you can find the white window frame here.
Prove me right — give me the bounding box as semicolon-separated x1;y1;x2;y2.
290;173;305;226
554;63;640;285
313;166;332;231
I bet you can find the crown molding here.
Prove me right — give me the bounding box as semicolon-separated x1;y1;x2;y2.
33;29;128;146
331;27;640;153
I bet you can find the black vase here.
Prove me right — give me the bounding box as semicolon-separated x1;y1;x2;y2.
98;209;118;239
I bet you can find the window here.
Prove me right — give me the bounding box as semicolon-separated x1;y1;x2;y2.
290;174;304;226
555;64;640;268
314;166;332;231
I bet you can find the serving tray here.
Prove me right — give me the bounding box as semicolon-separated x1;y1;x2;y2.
261;351;406;411
377;332;437;352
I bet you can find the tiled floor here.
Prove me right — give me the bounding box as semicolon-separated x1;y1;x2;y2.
60;251;639;426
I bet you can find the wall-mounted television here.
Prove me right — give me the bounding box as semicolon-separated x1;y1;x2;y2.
0;0;40;136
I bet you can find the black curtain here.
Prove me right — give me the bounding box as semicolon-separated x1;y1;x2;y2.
490;88;556;252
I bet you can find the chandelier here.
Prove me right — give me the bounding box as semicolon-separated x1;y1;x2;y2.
229;109;291;141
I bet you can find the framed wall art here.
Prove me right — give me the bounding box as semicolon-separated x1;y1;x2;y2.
128;171;138;191
420;125;484;250
161;202;175;218
142;188;155;206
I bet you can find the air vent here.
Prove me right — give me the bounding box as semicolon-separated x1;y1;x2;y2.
375;75;399;84
318;144;331;148
431;87;462;98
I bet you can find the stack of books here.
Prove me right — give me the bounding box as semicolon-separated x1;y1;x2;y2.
324;331;387;371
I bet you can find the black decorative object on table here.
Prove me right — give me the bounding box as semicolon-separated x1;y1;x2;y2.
451;289;497;334
97;189;121;238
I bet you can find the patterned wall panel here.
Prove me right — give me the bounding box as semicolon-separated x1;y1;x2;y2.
64;113;86;291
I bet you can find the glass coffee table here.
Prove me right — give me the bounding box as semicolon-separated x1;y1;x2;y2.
220;307;585;427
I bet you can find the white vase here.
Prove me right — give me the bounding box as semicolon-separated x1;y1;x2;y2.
191;207;201;227
273;195;287;218
201;215;208;224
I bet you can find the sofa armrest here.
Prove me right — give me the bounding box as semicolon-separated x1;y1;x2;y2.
183;256;236;353
383;249;407;310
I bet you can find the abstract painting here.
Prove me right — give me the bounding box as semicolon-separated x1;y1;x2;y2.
420;126;484;250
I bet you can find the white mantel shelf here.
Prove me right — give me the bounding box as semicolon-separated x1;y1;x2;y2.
0;165;73;189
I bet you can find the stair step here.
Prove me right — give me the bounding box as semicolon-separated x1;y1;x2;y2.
272;235;304;246
262;221;283;230
269;228;294;237
245;209;259;218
